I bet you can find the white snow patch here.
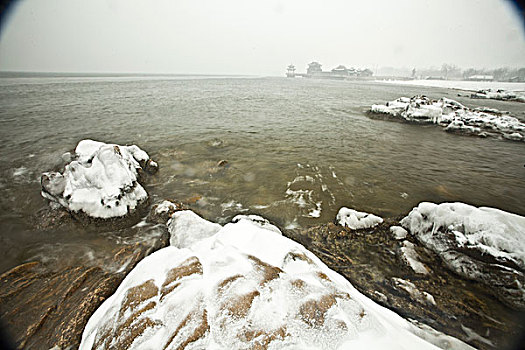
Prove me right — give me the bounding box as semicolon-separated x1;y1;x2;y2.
392;278;436;305
308;201;323;218
336;207;383;230
231;214;282;235
154;200;178;215
168;210;221;248
390;226;408;240
400;241;429;275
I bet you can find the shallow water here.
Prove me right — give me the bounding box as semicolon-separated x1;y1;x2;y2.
0;76;524;273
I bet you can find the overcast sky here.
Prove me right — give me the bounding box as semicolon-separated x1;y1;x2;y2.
0;0;524;75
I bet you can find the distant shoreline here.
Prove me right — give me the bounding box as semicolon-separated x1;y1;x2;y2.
0;71;258;78
376;78;525;92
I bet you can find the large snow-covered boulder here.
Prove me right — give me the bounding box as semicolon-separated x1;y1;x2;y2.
80;212;472;350
41;140;158;219
400;202;525;309
370;96;525;141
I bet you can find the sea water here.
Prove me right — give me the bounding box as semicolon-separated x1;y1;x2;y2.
0;75;524;273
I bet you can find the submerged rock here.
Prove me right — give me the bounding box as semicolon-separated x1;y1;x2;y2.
400;202;525;309
80;211;473;350
41;140;158;221
369;96;525;141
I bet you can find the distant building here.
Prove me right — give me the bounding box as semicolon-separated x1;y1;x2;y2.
286;64;296;78
425;76;445;80
357;68;373;77
466;75;494;82
286;62;373;79
331;65;349;76
307;62;323;75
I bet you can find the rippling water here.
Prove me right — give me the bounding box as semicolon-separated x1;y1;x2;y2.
1;75;524;273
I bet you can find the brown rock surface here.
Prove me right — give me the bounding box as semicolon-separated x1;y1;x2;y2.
0;231;169;350
284;219;525;350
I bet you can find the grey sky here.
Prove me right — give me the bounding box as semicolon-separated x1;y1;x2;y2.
0;0;524;75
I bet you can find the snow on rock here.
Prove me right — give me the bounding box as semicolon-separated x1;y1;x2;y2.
390;226;408;240
400;241;429;275
370;95;525;141
232;214;282;235
471;89;525;103
392;278;436;306
336;207;383;230
80;212;474;350
41;140;157;219
168;210;221;248
400;202;525;308
149;200;184;224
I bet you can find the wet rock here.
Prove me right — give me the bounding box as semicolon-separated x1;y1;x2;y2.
142;159;159;175
0;229;169;350
284;218;525;350
32;207;74;230
147;200;185;224
217;159;228;167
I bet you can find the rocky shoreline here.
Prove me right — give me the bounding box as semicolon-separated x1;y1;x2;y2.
1;140;524;349
285;219;524;350
368;95;525;141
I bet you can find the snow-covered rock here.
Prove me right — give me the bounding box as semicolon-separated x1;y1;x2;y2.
392;278;436;305
400;241;429;275
336;207;383;230
41;140;157;219
80;212;474;350
390;226;408;240
148;200;184;224
400;202;525;308
370;96;525;141
471;89;525;103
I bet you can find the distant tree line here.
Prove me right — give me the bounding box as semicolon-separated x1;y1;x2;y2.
461;67;525;81
378;65;525;81
416;64;525;81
